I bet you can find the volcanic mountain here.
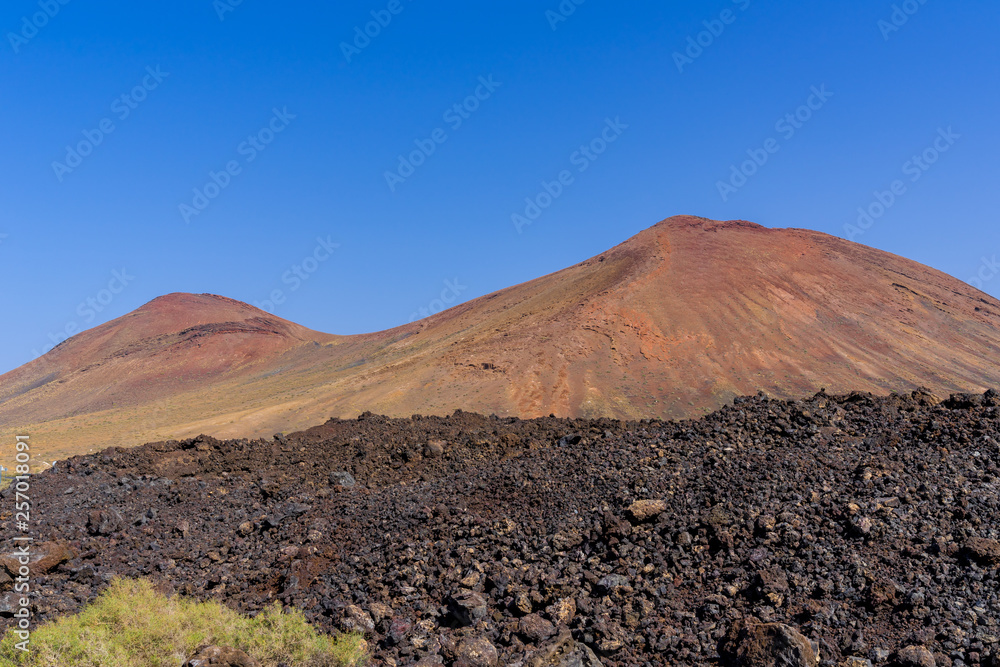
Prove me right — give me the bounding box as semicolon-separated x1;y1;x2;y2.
3;215;999;459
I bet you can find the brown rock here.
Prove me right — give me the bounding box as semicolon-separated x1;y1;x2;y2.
551;530;584;551
424;440;446;457
707;504;733;527
867;577;899;609
0;541;74;577
752;568;790;601
182;644;260;667
368;601;393;624
961;537;1000;567
627;499;668;522
849;515;873;536
455;636;498;667
341;604;375;635
756;514;777;533
843;656;871;667
718;619;819;666
519;613;557;642
513;591;533;615
896;645;936;667
911;388;942;406
86;508;124;536
545;597;576;625
414;658;445;667
448;589;489;626
528;628;604;666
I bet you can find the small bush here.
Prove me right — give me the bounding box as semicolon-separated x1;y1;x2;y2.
0;578;366;667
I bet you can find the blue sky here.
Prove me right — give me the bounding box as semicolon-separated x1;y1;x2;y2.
1;1;998;374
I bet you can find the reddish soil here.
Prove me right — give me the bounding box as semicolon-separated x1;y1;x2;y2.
2;216;999;460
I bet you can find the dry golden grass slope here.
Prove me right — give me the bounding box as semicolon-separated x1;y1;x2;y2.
3;215;1000;461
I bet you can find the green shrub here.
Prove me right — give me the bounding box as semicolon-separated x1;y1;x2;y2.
0;578;367;667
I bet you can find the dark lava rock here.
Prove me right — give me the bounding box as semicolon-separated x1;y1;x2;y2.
328;470;356;488
528;628;604;666
5;388;1000;666
718;619;818;666
448;589;489;626
278;501;311;518
751;568;789;603
386;617;412;645
0;592;20;617
595;574;630;594
960;537;1000;567
86;508;123;536
518;613;557;643
454;636;498;667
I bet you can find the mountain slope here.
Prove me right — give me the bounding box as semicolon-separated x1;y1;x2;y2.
3;215;999;458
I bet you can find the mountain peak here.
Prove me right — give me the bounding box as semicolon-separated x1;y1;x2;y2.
3;215;999;455
137;292;269;319
650;215;768;232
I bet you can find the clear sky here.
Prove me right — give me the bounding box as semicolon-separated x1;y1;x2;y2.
1;1;998;374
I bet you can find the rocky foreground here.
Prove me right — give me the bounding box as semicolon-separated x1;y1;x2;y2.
3;389;1000;666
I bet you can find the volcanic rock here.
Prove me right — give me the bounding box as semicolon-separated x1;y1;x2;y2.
424;440;446;458
86;508;123;536
718;620;819;666
0;541;73;576
3;390;1000;665
960;537;1000;567
896;646;936;667
341;604;375;635
545;598;576;625
528;628;604;666
0;593;19;617
455;636;498;667
519;613;557;643
626;499;668;523
329;471;356;488
448;590;489;626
